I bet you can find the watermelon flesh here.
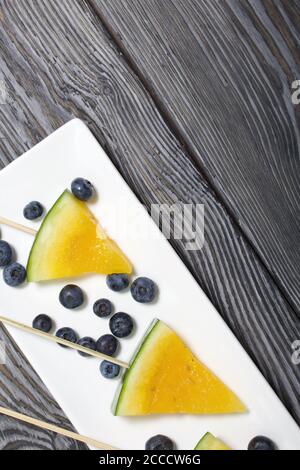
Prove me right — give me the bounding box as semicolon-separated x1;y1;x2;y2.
114;320;246;416
27;190;132;282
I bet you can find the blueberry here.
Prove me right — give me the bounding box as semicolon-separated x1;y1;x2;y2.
109;312;133;338
100;360;120;379
77;337;96;357
32;314;53;333
106;274;129;292
71;178;94;201
96;334;118;356
3;263;26;286
248;436;277;450
59;285;84;309
93;298;113;318
131;277;156;303
56;327;78;348
145;435;175;450
23;201;44;220
0;241;12;267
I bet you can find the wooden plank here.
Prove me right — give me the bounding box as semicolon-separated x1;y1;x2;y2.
0;0;299;448
93;0;300;315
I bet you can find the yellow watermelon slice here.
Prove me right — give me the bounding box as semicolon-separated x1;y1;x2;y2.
114;320;246;416
194;432;231;450
27;190;132;281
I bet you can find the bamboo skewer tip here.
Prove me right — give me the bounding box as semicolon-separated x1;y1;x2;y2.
0;315;129;369
0;216;37;235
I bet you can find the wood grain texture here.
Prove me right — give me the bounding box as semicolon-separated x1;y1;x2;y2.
93;0;300;315
0;327;86;449
0;0;299;448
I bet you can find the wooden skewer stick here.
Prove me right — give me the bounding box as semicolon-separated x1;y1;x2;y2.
0;218;130;368
0;316;129;369
0;406;118;450
0;216;37;235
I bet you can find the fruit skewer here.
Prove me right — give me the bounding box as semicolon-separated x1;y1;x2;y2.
0;214;246;418
1;190;133;283
0;406;118;450
0;315;129;369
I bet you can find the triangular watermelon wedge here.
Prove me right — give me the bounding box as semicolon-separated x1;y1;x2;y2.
27;190;132;282
194;432;231;450
114;320;246;416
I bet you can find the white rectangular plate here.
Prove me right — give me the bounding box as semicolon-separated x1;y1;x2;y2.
0;119;299;450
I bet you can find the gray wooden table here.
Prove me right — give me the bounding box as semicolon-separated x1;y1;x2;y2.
0;0;299;449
